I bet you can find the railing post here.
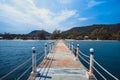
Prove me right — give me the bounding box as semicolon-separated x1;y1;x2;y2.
89;48;94;74
51;42;52;50
69;42;71;49
52;41;55;49
45;43;47;58
52;42;55;49
67;41;69;48
31;47;36;76
49;42;51;52
52;42;54;50
77;44;79;53
71;42;73;53
76;44;79;59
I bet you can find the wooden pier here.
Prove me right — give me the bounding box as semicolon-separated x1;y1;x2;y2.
28;40;96;80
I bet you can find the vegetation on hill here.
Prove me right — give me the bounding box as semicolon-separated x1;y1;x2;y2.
0;30;50;40
0;23;120;40
60;23;120;40
28;30;50;39
50;30;61;39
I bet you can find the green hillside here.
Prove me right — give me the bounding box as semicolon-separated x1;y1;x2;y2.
61;23;120;40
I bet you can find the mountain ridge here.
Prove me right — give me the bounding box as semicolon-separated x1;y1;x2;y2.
60;23;120;39
28;30;50;36
1;23;119;40
28;23;120;36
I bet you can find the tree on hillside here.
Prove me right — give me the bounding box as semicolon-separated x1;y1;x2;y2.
91;28;108;40
98;28;108;39
90;29;99;39
50;30;61;39
116;31;120;40
36;30;46;40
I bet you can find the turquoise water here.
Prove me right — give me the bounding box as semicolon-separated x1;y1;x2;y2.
0;40;120;80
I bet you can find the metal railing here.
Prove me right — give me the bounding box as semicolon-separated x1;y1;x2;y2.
0;40;119;80
0;40;56;80
67;41;119;80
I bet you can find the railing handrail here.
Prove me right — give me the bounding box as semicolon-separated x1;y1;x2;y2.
78;53;89;65
72;45;90;58
93;66;107;80
0;57;32;80
93;59;119;80
17;53;45;80
1;40;119;80
67;41;119;80
0;51;45;80
79;50;90;58
17;66;32;80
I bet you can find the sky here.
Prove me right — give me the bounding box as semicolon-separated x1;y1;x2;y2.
0;0;120;34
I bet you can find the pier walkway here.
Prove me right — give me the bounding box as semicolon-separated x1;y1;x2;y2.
0;40;119;80
29;40;90;80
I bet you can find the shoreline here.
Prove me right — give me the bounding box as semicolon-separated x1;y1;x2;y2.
0;39;119;42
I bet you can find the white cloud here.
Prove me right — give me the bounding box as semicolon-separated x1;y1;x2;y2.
87;0;105;8
0;0;76;31
37;9;77;31
0;0;42;26
0;0;77;32
78;18;88;21
52;9;77;25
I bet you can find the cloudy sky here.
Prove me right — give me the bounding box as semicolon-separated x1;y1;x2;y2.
0;0;120;34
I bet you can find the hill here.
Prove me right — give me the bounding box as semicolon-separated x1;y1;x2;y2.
61;23;120;40
28;30;50;36
0;23;120;40
28;30;50;39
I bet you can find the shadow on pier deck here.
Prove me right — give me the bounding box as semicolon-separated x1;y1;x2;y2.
28;40;96;80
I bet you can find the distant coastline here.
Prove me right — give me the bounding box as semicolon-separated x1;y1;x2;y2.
0;39;119;42
0;23;120;40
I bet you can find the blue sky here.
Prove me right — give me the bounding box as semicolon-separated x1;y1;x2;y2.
0;0;120;34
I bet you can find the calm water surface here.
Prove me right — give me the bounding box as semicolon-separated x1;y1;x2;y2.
0;40;120;80
0;40;50;80
72;40;120;80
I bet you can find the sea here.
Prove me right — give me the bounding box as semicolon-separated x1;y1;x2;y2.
0;40;120;80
